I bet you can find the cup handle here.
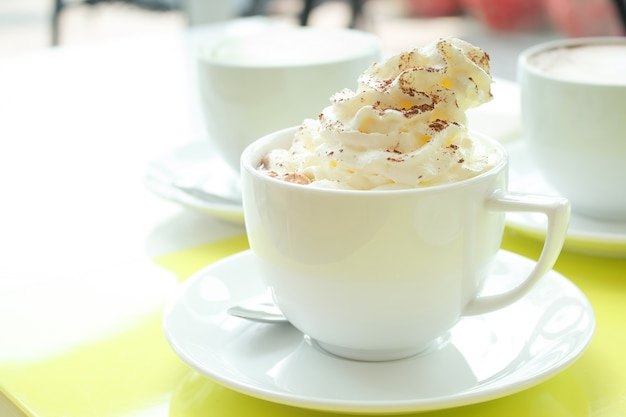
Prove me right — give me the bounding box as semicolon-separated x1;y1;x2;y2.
464;192;570;316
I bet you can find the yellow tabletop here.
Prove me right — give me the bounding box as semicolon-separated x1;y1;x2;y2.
1;229;624;417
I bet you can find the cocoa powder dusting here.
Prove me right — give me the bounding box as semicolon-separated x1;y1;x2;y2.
428;119;449;132
403;102;434;117
386;142;403;154
282;172;311;185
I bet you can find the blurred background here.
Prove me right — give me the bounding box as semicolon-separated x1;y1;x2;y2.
1;0;624;58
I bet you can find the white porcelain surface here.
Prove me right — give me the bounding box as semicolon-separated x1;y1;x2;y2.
197;26;381;172
163;249;595;414
518;37;626;221
507;140;626;257
144;141;244;223
240;127;569;361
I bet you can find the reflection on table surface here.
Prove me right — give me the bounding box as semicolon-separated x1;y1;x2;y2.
1;14;623;417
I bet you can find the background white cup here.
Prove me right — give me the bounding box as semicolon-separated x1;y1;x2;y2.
518;37;626;221
196;26;381;173
241;127;570;362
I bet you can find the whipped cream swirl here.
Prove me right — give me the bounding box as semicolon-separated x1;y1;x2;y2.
260;38;496;189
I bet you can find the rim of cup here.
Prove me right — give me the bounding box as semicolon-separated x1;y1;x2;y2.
518;36;626;86
197;26;382;69
241;126;508;196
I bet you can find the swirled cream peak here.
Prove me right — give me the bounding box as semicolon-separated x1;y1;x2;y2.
260;38;496;189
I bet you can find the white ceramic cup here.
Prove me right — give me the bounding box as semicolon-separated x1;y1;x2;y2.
196;26;381;173
518;37;626;221
241;126;570;362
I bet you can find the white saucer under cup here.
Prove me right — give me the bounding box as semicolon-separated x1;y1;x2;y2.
162;250;595;414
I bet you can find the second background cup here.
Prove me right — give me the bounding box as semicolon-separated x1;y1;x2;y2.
196;26;382;174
